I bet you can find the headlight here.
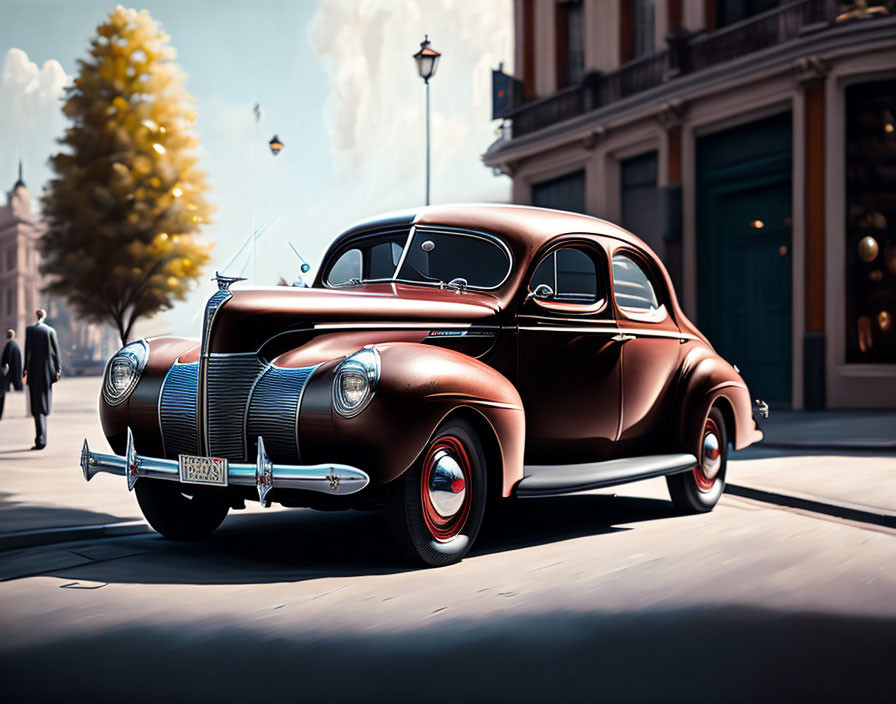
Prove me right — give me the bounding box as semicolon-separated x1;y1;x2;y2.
332;346;380;418
102;339;149;406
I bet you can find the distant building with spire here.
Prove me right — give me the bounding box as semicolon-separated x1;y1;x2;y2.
1;161;115;373
1;160;43;343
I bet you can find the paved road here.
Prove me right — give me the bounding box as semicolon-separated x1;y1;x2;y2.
1;472;894;702
2;377;894;700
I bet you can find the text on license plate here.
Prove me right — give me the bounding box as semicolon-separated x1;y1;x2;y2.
178;454;229;486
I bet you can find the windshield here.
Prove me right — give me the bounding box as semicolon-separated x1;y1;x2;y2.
326;228;512;290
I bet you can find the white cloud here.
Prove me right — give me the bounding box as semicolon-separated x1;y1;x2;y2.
0;48;71;202
309;0;513;211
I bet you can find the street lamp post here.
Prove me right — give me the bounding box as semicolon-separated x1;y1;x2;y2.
252;103;261;284
413;35;441;206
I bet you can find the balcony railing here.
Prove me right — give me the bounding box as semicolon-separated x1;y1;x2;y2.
688;0;837;71
499;0;844;138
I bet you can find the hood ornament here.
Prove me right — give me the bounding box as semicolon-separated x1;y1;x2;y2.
212;271;247;291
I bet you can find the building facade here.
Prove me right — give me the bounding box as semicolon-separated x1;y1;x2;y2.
1;164;116;374
0;163;44;345
484;0;896;409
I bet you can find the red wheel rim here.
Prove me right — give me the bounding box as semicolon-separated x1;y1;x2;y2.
420;435;472;541
693;417;722;492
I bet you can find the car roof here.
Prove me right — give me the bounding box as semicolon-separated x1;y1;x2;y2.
331;203;652;257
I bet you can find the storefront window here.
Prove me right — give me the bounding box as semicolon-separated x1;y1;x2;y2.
845;80;896;364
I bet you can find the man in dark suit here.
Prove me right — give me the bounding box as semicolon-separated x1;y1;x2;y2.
1;329;23;420
23;310;61;450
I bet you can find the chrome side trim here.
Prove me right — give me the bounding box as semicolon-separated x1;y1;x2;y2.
313;322;493;331
517;453;698;498
80;432;370;497
426;328;497;338
518;325;697;341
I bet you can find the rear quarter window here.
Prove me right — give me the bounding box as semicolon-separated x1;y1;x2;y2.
612;254;660;312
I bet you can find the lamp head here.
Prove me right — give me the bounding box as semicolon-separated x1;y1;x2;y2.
413;35;441;83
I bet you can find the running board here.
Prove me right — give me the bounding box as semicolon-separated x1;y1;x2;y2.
516;453;698;498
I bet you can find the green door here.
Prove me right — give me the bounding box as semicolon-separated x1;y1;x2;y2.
697;113;792;405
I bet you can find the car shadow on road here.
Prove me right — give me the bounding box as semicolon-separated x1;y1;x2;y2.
3;605;893;703
42;492;677;586
0;491;133;535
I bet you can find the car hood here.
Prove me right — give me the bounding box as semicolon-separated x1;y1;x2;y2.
207;283;503;355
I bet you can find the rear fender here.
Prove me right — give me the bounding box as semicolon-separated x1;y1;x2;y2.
677;347;763;453
298;343;525;496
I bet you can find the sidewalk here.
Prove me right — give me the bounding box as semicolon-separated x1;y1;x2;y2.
756;410;896;451
726;409;896;527
729;449;896;524
1;376;894;551
0;376;276;549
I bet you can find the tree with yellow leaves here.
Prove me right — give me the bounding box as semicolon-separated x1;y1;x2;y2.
41;5;213;345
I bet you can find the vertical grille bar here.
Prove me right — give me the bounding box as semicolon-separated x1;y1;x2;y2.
198;289;232;455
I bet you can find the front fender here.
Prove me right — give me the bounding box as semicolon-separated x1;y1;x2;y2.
298;343;525;496
677;346;763;453
100;336;199;456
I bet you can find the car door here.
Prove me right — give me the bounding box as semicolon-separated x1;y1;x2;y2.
611;247;683;449
516;239;621;464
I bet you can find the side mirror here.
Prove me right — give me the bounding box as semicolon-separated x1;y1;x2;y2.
526;283;555;302
441;277;468;294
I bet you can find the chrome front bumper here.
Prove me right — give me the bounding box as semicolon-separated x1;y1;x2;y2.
80;428;370;506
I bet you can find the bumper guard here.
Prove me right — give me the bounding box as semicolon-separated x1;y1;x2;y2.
80;428;370;506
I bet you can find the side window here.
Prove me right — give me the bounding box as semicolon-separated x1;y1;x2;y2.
327;248;362;286
367;241;403;280
612;254;660;312
530;246;600;305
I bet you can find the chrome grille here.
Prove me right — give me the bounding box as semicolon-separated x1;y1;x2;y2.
198;288;232;455
202;290;231;351
246;365;316;463
158;363;199;457
206;353;266;461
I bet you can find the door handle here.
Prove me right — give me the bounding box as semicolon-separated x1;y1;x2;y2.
612;333;636;343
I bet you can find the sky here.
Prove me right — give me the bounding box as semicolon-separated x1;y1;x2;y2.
0;0;512;336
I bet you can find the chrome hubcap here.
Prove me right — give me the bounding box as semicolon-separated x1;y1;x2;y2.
702;432;721;480
427;450;466;517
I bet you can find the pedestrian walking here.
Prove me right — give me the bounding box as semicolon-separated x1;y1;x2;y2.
0;329;23;420
23;310;61;450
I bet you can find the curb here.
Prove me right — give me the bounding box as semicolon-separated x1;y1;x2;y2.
0;521;151;552
725;483;896;530
756;441;896;452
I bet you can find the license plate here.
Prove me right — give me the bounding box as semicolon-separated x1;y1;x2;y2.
178;454;229;486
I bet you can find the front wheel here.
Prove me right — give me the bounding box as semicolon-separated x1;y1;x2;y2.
385;418;487;567
135;479;230;540
666;407;727;513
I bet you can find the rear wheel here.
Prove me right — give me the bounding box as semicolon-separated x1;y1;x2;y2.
135;479;230;540
666;407;727;513
385;418;487;567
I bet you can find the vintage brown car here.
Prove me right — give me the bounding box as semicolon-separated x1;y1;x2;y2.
82;204;766;566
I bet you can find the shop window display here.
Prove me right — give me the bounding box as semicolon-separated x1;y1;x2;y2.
845;80;896;363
